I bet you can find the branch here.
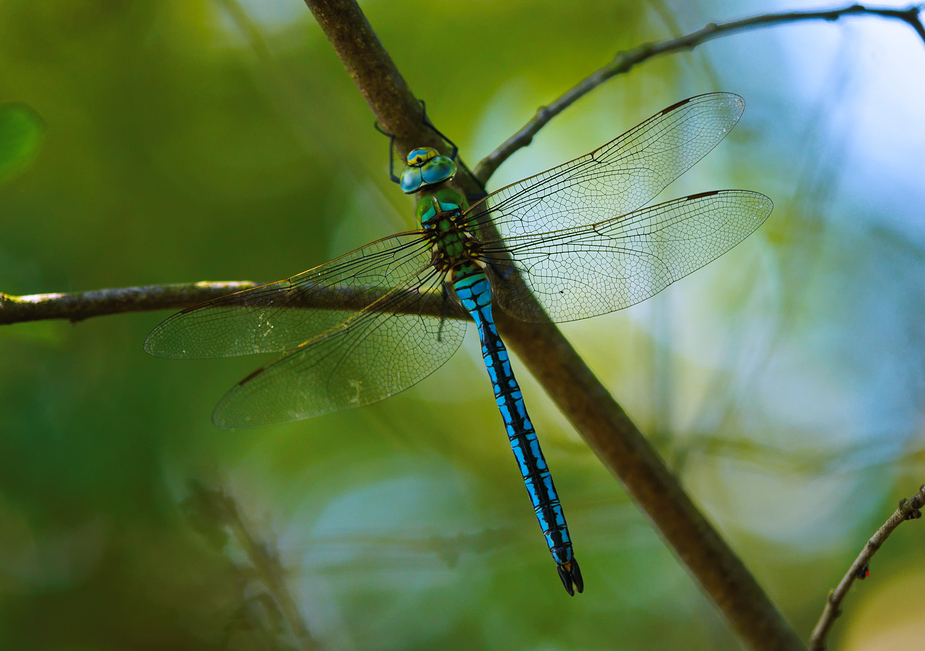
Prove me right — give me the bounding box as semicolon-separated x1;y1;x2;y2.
808;484;925;651
474;3;925;181
302;1;801;649
0;282;467;325
303;0;437;165
0;283;257;325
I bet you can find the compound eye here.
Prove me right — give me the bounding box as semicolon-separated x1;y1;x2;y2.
400;166;423;194
421;156;457;185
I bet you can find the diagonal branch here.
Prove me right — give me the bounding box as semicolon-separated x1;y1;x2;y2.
475;3;925;181
301;0;802;649
809;484;925;651
302;0;444;167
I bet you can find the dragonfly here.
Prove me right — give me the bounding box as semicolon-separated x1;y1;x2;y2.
145;92;772;596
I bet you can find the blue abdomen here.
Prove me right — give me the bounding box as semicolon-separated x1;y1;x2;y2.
452;263;582;594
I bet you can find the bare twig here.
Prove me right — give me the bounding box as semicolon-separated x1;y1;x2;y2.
474;3;925;182
808;484;925;651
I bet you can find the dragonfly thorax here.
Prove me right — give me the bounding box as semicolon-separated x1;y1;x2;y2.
417;190;481;274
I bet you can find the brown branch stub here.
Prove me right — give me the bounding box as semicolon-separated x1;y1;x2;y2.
808;483;925;651
474;2;925;183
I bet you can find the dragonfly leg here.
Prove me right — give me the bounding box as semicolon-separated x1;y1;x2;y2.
373;120;402;185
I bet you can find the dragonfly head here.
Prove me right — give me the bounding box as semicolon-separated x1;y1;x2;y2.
400;146;457;194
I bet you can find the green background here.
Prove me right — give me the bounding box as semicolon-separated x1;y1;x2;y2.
2;1;925;649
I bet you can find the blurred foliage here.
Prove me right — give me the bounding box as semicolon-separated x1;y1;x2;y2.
2;0;925;650
0;103;44;185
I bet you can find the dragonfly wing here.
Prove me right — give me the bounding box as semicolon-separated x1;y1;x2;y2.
469;93;746;239
484;190;772;323
212;266;467;428
144;232;433;358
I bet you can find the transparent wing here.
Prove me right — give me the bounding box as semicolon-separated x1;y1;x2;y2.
483;190;772;323
468;93;746;239
144;232;434;359
211;265;466;429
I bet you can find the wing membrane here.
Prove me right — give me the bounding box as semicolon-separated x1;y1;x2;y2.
212;265;465;428
145;232;433;359
484;190;772;323
469;93;746;239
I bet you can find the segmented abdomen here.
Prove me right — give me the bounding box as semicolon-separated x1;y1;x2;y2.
451;264;574;567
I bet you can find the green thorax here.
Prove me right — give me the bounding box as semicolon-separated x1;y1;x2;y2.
415;186;477;273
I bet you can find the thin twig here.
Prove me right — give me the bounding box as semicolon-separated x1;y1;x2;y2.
808;484;925;651
474;3;925;182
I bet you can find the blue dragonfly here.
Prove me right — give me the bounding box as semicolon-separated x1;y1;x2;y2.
145;93;772;595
